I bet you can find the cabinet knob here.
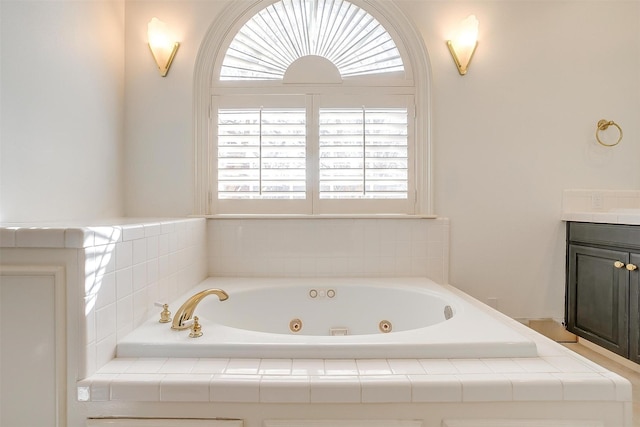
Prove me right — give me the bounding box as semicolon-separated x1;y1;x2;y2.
626;263;638;271
614;261;625;269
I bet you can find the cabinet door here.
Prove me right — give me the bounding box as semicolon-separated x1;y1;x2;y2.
567;244;629;357
628;253;640;363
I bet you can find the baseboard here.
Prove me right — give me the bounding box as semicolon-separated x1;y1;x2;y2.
577;338;640;374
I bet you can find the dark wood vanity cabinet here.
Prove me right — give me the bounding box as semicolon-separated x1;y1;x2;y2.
566;222;640;363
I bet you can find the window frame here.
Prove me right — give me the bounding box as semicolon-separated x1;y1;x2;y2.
212;93;415;215
194;0;433;216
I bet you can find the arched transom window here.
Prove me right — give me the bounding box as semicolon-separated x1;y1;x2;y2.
220;0;404;80
198;0;431;215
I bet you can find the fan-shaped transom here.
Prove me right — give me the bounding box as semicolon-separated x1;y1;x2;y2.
220;0;405;81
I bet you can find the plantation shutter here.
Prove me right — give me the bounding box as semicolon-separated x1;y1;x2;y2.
319;107;408;200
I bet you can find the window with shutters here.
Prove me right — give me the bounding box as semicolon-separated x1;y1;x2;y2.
199;0;431;215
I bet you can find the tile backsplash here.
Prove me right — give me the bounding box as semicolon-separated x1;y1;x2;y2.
563;189;640;213
208;218;449;283
83;219;207;375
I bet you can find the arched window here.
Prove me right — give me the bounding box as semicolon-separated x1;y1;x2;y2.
194;0;432;215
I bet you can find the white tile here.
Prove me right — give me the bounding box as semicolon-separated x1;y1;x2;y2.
91;226;122;246
15;228;65;247
133;288;149;327
513;357;558;373
88;373;118;401
291;359;325;376
192;359;229;374
66;228;93;248
210;374;260;402
124;358;168;374
158;358;199;374
601;371;632;401
161;221;176;234
160;374;212;401
356;359;392;375
159;234;170;256
133;238;147;265
110;374;164;401
144;223;162;237
309;375;361;403
147;236;159;259
360;375;411;403
95;272;116;310
542;356;595;373
77;382;91;402
324;359;358;375
132;263;147;291
388;359;426;375
97;358;137;374
169;232;179;253
225;358;261;374
116;268;133;299
451;359;492;374
553;373;615;401
509;373;563;401
122;225;145;241
458;374;512;402
147;259;159;285
482;358;526;374
418;359;459;375
116;295;133;331
259;359;292;375
408;374;462;402
96;304;117;342
260;375;310;403
115;241;133;270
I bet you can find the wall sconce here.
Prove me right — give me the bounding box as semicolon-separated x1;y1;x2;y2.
446;15;479;76
147;17;180;77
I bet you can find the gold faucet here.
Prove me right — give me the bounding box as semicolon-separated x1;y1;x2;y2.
171;288;229;330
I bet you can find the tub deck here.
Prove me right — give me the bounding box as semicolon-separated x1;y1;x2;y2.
78;279;632;427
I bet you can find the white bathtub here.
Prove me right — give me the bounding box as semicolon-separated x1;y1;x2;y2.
117;277;538;359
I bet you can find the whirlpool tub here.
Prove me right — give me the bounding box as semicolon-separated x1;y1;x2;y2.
117;277;538;359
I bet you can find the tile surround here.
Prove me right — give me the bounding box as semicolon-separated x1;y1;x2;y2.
207;217;449;282
0;218;208;378
1;215;448;377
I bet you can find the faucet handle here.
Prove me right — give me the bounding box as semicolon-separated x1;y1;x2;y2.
156;303;172;323
189;316;203;338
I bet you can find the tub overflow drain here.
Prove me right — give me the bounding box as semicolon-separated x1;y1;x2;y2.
444;305;453;320
379;320;392;333
289;318;303;333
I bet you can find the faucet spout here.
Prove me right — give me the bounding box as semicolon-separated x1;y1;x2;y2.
171;288;229;330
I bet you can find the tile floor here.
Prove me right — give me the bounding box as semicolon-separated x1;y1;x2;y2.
563;342;640;427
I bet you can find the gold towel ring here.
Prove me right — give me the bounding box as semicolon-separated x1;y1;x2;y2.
596;119;623;147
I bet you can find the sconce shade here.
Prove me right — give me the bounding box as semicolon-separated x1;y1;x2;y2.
148;17;179;77
447;15;479;76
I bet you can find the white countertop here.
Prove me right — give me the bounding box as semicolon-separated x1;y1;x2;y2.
562;209;640;225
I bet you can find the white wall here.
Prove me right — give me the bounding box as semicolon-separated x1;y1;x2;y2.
0;0;125;222
417;0;640;319
123;0;228;217
122;0;640;320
